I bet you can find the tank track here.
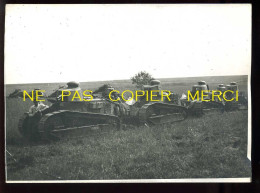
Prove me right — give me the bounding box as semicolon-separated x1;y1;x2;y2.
201;101;225;114
138;102;188;126
184;100;225;116
18;113;30;138
224;101;248;111
37;110;121;139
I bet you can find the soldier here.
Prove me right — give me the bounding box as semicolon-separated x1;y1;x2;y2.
26;97;49;139
29;100;49;116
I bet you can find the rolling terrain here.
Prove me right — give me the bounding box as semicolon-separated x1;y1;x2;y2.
5;75;250;180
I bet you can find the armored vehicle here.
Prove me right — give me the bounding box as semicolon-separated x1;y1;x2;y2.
224;82;248;111
8;88;44;99
191;81;210;95
8;89;23;98
19;80;188;140
180;81;225;116
217;84;226;92
18;82;121;140
127;80;188;126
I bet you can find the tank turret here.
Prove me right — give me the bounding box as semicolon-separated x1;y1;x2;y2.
67;81;80;88
151;79;161;86
198;81;206;85
191;84;209;95
217;84;226;92
226;82;238;92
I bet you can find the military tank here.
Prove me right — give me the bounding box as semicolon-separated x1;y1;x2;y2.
180;81;248;115
8;89;23;98
8;88;44;99
217;84;226;92
125;80;188;126
224;82;248;111
89;80;188;127
180;81;225;116
18;82;121;140
18;80;188;140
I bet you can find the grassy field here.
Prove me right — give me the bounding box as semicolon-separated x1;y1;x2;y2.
5;75;250;180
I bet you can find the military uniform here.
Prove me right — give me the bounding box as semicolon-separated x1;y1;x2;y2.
29;102;49;116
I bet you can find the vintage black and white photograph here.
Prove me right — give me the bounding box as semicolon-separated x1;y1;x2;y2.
4;4;251;182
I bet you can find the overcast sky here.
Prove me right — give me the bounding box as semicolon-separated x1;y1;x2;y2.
5;4;251;84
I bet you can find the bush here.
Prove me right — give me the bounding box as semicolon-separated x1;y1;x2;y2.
131;71;154;88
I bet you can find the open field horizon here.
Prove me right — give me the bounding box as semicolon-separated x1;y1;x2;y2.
5;75;248;97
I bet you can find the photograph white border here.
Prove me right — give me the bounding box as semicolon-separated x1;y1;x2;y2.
4;4;252;183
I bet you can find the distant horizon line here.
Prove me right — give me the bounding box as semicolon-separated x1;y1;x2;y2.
4;74;248;85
